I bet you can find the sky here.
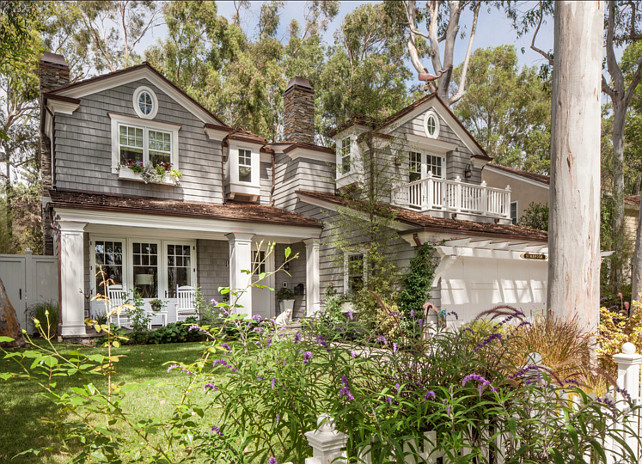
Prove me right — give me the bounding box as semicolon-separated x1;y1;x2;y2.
139;0;557;74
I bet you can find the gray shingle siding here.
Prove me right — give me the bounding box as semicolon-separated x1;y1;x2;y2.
197;240;230;303
275;242;307;317
273;154;335;211
54;78;224;203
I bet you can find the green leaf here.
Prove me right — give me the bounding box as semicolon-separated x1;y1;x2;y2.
285;247;291;259
0;336;14;343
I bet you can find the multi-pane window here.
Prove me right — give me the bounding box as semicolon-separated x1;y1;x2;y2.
347;253;364;294
167;244;191;297
409;151;421;182
253;251;266;274
340;138;351;174
510;201;518;225
119;124;172;167
426;155;443;178
133;242;158;299
119;126;144;165
138;91;153;116
94;240;123;295
149;130;172;166
238;149;252;182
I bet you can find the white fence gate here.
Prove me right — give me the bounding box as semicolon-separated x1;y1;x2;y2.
0;250;58;332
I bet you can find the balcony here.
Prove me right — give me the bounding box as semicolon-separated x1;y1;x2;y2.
391;173;512;220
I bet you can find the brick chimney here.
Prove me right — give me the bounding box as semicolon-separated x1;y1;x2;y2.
283;77;315;144
39;52;69;255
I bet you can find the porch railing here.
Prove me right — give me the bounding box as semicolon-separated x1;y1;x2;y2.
391;173;511;219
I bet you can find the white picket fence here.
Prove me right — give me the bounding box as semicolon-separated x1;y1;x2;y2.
288;343;642;464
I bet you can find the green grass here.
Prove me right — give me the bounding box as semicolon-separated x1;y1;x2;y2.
0;341;213;463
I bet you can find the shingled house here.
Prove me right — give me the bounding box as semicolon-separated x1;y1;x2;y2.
39;52;548;337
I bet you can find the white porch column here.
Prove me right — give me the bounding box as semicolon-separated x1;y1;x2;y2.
226;233;254;317
59;221;87;337
304;238;320;316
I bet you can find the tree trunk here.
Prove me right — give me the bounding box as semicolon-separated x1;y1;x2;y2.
610;103;627;293
0;277;25;348
547;1;604;332
632;201;642;302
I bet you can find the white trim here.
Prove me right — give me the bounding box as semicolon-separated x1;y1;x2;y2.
423;110;440;139
404;133;458;154
285;146;335;163
204;127;229;141
55;208;321;240
54;67;224;125
109;112;180;174
46;99;80;115
483;165;549;189
227;142;261;197
132;86;158;119
118;168;178;185
344;251;366;295
382;99;486;158
471;156;489;169
510;200;519;224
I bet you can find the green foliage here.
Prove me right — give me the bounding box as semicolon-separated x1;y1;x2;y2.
453;45;551;173
29;301;59;338
397;242;436;317
147;318;204;344
125;290;150;344
518;201;549;231
276;287;294;300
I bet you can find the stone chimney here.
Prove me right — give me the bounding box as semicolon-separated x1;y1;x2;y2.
39;52;69;255
283;77;315;145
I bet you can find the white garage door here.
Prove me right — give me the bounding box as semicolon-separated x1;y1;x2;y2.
439;256;547;323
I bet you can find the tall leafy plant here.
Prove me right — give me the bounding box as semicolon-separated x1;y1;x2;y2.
397;241;436;316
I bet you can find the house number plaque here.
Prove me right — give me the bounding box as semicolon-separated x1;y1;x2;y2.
520;252;547;260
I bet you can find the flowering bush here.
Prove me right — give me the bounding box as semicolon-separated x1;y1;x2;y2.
121;157;144;173
597;300;642;374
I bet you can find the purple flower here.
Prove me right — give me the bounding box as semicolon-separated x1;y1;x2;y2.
266;338;272;348
447;311;459;320
597;396;618;420
395;383;401;392
221;343;232;352
475;333;503;352
268;457;277;464
211;425;223;436
294;332;301;343
509;365;541;380
339;387;354;401
302;351;313;364
376;335;387;344
351;350;357;358
276;414;280;425
204;383;217;392
346;311;354;320
252;314;262;321
462;373;494;395
212;359;228;367
210;298;219;305
425;391;436;400
385;396;393;405
188;324;208;334
418;319;423;329
253;327;262;333
410;309;415;318
167;364;180;373
317;334;330;352
392;342;398;353
271;378;276;390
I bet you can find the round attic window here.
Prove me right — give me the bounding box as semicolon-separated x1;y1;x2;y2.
133;86;158;119
424;110;440;138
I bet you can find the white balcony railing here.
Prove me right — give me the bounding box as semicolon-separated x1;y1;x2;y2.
391;173;511;219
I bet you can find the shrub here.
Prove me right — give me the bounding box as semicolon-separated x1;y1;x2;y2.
30;301;59;338
147;318;204;344
518;201;549;230
397;241;436;317
597;300;642;374
125;290;150;344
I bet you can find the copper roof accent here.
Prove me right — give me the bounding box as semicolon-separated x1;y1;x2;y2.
327;117;372;138
285;76;313;93
40;52;68;68
296;190;547;242
204;123;233;133
50;189;322;228
44;93;80;104
485;164;550;185
625;195;640;207
226;128;268;145
45;62;229;127
281;141;335;155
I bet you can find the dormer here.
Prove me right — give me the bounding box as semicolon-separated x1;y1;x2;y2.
331;123;370;190
224;130;266;202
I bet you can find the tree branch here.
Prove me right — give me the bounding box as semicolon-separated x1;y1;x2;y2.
606;0;624;97
531;1;553;65
449;1;480;105
602;75;616;100
404;0;429;73
624;56;642;107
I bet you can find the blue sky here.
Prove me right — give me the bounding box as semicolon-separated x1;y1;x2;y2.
141;1;556;73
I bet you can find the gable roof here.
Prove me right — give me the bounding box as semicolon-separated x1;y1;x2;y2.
45;62;228;127
485;164;550;185
328;93;491;160
296;190;547;242
50;189;322;228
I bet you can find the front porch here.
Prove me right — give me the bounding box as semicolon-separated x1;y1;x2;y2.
50;191;322;338
391;173;512;223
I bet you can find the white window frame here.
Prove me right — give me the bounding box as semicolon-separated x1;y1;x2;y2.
423;110;440;139
227;142;260;195
109;113;180;174
338;137;352;175
89;236;197;299
408;150;446;181
133;86;159;119
510;201;519;225
343;252;366;295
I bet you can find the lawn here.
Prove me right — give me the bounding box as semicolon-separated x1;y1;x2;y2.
0;341;213;463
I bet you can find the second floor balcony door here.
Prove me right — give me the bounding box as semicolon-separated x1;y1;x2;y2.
408;151;445;209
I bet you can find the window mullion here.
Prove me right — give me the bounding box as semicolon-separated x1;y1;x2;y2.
143;128;149;165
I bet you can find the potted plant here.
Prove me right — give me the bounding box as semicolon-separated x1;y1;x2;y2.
149;299;165;312
276;287;295;314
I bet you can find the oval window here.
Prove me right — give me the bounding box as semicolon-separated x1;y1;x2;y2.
133;86;158;119
423;111;440;138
